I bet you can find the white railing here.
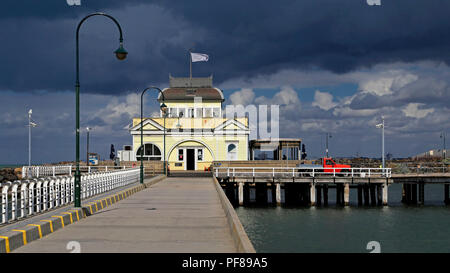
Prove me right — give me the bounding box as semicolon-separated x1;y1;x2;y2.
214;167;392;178
1;168;140;224
22;165;131;178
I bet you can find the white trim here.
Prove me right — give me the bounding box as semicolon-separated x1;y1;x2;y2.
214;118;248;131
167;139;215;162
135;142;164;161
130;118;164;131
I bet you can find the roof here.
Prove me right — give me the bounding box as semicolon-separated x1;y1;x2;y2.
157;75;224;102
157;87;224;101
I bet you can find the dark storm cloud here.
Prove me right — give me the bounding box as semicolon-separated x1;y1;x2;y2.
2;0;450;94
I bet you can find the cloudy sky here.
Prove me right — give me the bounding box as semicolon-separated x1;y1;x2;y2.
0;0;449;164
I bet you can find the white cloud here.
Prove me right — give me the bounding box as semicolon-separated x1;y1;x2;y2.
402;103;435;118
359;71;418;96
312;90;337;110
229;88;255;105
254;86;300;110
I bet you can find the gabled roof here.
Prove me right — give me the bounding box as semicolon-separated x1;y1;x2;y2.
214;118;249;131
129;118;164;131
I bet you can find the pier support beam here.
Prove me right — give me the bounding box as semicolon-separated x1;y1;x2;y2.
323;184;329;206
418;183;424;205
238;182;244;206
363;184;370;206
344;183;350;206
412;184;418;204
316;185;322;206
276;183;281;206
310;183;316;206
357;185;363;206
382;183;388;206
370;184;376;206
401;184;406;203
445;184;449;205
243;183;250;206
376;184;382;206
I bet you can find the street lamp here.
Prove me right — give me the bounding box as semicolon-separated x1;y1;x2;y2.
27;109;38;168
74;12;128;208
441;132;446;160
376;116;385;168
325;133;332;157
86;127;92;167
140;87;167;184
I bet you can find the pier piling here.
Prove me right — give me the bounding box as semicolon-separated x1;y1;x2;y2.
370;184;376;206
323;184;329;206
412;184;418;204
376;184;382;206
276;183;281;206
238;182;244;206
344;183;350;206
382;183;388;206
418;183;424;205
363;184;370;206
310;183;316;206
357;185;363;206
445;184;449;205
316;185;322;206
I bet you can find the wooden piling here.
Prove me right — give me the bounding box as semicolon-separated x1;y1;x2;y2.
310;183;316;206
344;183;350;206
445;184;449;205
418;183;424;205
376;184;382;206
316;184;322;206
370;184;376;206
323;184;329;206
276;183;281;206
412;184;418;204
382;182;388;206
243;183;250;206
357;185;363;206
363;184;370;206
238;182;244;206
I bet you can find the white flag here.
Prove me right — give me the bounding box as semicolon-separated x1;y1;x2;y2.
191;52;209;62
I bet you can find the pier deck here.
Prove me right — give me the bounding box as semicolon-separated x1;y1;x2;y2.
13;177;238;253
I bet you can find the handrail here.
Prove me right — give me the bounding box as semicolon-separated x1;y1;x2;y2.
214;166;392;178
22;165;133;178
0;168;140;225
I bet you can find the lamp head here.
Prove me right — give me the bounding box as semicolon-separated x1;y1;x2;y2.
160;102;168;115
114;43;128;60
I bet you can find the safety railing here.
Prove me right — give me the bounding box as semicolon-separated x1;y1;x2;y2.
22;165;132;178
1;168;139;224
214;167;392;179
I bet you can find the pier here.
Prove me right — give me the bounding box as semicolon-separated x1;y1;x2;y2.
214;166;450;207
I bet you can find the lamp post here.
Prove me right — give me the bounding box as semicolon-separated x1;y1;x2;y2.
325;133;332;157
86;127;92;167
74;12;128;208
140;87;167;184
27;109;37;168
441;132;446;160
376;116;385;168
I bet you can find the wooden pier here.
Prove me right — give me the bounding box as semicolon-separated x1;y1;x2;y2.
215;167;450;207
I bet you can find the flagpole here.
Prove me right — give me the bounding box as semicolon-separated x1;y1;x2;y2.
189;49;192;87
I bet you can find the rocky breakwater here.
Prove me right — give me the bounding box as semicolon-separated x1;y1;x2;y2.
0;168;22;183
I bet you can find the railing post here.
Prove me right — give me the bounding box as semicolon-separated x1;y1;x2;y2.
53;166;56;177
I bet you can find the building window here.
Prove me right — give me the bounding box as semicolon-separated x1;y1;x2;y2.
196;108;203;118
205;108;212;117
227;143;238;160
168;108;177;118
213;108;220;117
178;108;185;118
178;149;184;161
197;149;203;161
188;108;195;118
136;144;162;161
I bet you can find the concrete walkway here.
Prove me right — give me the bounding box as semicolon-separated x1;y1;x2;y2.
14;177;237;253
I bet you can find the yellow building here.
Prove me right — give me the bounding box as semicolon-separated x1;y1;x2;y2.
129;76;250;171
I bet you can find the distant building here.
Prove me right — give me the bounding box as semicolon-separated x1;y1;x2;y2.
413;149;447;159
126;75;250;171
